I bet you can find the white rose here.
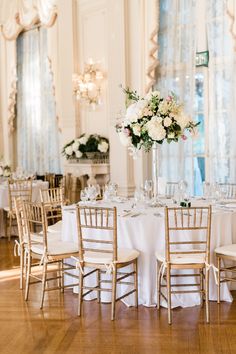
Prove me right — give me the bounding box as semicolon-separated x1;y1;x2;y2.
75;150;83;158
78;136;88;145
175;114;190;129
118;132;132;147
152;115;163;124
163;117;172;127
98;141;109;153
125;103;139;123
72;141;80;152
65;146;73;156
146;119;166;141
132;124;141;137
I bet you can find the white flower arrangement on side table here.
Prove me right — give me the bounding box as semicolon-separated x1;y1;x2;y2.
62;134;109;163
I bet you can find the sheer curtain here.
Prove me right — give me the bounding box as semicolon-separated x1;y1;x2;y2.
157;0;196;194
17;27;61;174
207;0;236;183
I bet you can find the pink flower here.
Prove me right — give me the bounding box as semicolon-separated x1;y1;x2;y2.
124;128;131;136
181;135;187;140
166;95;173;102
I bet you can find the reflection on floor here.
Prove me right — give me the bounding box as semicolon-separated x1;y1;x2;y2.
0;238;236;354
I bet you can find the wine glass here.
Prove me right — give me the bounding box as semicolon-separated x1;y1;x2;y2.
144;180;153;200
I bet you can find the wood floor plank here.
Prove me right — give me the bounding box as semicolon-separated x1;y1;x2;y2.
1;238;236;354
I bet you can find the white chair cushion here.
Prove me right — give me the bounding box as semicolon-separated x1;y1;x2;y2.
47;220;62;233
31;240;78;256
84;248;139;264
24;232;61;243
215;244;236;257
155;251;206;265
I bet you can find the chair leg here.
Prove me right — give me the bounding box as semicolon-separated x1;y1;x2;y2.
134;258;138;307
61;260;64;293
25;252;31;301
40;262;47;309
111;266;117;321
157;261;162;310
78;270;84;316
200;268;204;307
167;265;172;325
205;265;210;323
217;256;221;304
96;269;101;303
8;214;12;241
20;246;24;290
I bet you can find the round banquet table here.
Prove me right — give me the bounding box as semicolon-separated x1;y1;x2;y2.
0;180;49;237
61;199;236;308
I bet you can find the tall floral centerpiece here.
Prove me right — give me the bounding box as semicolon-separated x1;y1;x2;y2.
116;88;199;201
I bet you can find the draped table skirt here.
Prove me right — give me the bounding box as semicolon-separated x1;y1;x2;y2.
61;200;236;308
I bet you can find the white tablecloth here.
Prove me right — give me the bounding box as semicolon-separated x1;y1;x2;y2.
61;199;236;308
0;180;49;237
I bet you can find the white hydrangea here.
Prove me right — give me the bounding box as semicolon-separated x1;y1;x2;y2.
75;150;83;158
72;141;80;152
65;146;73;156
132;124;141;136
98;141;109;153
78;136;88;145
163;117;172;127
118;131;132;147
145;118;166;141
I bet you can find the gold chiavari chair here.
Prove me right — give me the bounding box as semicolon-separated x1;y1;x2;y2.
219;183;236;199
14;197;43;289
44;173;56;188
75;205;139;320
156;206;212;324
165;182;178;198
4;178;33;241
39;187;64;233
23;201;79;308
215;244;236;304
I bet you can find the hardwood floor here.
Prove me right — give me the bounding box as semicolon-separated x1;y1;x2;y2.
1;238;236;354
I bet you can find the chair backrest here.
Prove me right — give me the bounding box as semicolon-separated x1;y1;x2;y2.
40;187;64;205
76;206;117;262
22;201;46;248
44;173;55;188
165;182;178;198
164;206;212;264
219;183;236;199
8;179;32;212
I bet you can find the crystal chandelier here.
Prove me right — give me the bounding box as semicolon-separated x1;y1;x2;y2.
72;59;104;109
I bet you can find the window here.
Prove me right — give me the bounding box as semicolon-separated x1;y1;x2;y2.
16;28;61;174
